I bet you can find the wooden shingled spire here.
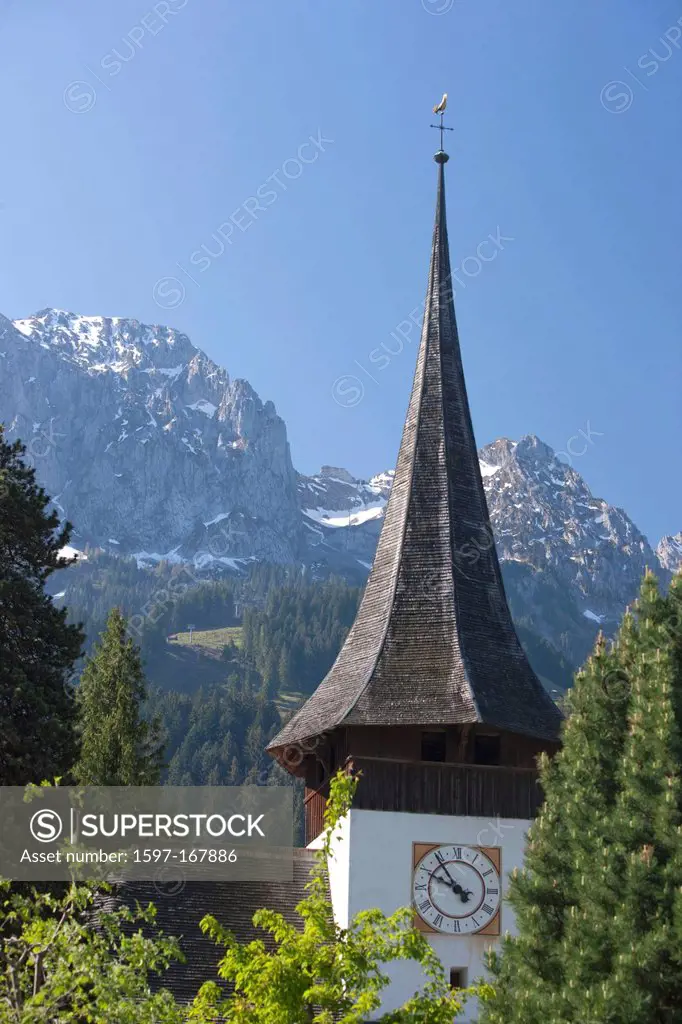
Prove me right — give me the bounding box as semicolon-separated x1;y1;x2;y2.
268;144;561;762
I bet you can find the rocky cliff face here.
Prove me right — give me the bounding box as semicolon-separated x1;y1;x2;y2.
298;465;392;576
299;435;672;664
0;310;303;567
657;533;682;573
0;308;676;667
478;434;662;621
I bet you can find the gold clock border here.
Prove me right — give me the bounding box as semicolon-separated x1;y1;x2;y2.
412;842;501;937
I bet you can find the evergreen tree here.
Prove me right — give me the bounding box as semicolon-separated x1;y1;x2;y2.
75;608;164;785
276;647;289;689
227;756;240;785
571;591;682;1021
482;572;682;1023
0;426;83;784
481;634;629;1023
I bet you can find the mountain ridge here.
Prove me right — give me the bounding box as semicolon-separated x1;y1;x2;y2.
1;307;677;667
0;308;303;568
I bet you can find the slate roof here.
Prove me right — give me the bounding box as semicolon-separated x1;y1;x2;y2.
269;153;562;751
107;848;320;1004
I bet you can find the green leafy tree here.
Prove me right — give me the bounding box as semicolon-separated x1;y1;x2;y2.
482;572;682;1024
74;608;164;785
0;426;83;785
189;770;475;1023
0;881;183;1023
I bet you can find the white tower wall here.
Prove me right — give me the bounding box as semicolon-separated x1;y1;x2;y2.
322;808;531;1022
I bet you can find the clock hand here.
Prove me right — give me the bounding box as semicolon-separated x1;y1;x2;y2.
434;872;474;903
431;858;477;904
434;862;459;888
434;873;470;901
452;882;474;903
434;872;456;889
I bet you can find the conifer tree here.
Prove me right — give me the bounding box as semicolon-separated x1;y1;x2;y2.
227;756;240;785
0;426;83;784
75;608;164;785
482;572;682;1023
572;594;682;1021
482;635;629;1023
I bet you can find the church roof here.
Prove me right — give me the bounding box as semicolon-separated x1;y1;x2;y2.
269;151;562;753
104;849;320;1004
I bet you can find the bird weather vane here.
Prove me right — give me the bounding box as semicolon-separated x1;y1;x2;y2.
430;93;453;152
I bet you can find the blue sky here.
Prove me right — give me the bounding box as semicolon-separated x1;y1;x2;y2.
0;0;680;545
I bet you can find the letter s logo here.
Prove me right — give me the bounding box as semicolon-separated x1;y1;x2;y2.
30;809;63;843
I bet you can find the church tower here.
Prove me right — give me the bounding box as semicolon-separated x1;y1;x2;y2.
268;137;562;1016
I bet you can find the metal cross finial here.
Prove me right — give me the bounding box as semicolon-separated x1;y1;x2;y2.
430;112;454;152
430;93;453;153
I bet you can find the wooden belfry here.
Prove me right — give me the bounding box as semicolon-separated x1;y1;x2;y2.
268;122;561;843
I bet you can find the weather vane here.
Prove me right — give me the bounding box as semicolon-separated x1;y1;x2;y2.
430;93;453;153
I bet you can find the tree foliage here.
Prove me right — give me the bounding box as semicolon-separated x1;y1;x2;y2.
156;681;281;786
0;775;476;1022
61;556;361;699
189;770;472;1023
0;881;183;1023
240;573;360;697
0;426;83;785
74;608;164;786
481;571;682;1024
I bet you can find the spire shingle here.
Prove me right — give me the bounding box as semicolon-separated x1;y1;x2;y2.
268;155;562;754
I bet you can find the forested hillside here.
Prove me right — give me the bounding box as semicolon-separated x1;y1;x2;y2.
58;555;361;694
56;556;360;808
52;549;574;801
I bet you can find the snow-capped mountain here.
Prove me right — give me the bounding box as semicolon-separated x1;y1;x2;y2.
0;308;676;666
478;435;660;618
0;309;303;566
298;466;392;567
657;532;682;573
296;435;671;664
299;466;393;528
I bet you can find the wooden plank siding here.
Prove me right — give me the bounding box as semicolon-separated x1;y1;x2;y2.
304;756;543;844
350;756;542;819
304;786;328;847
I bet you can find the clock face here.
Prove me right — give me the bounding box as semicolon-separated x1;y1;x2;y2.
412;844;501;935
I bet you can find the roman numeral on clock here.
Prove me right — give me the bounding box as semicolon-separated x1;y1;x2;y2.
453;919;460;932
418;899;432;913
481;903;494;916
486;888;499;896
453;847;461;859
414;884;427;890
482;868;494;877
433;913;444;928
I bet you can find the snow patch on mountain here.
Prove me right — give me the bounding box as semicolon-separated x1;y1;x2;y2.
657;532;682;573
3;307;677;665
1;309;303;566
188;399;217;417
298;466;394;529
298;434;672;660
304;503;385;528
58;545;86;562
